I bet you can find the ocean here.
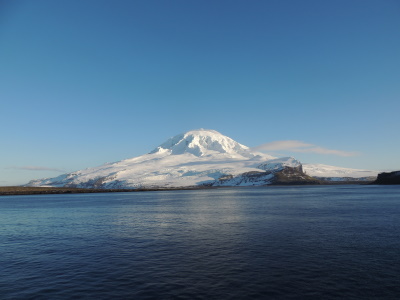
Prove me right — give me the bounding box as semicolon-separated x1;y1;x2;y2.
1;185;399;299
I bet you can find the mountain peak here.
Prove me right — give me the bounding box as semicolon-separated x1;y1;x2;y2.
150;129;254;157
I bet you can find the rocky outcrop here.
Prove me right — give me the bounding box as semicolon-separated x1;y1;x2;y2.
212;171;274;186
271;167;320;185
373;171;400;185
212;165;320;186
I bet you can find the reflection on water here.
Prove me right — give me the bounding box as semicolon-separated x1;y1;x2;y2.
1;186;400;299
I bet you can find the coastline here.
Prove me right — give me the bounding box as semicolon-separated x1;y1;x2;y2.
0;186;213;196
0;182;375;196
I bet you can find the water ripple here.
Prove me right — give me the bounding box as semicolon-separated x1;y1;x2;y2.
1;186;400;299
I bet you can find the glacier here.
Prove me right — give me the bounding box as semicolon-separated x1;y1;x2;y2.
26;129;379;188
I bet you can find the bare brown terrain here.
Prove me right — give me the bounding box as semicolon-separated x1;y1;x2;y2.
0;186;215;196
0;186;138;196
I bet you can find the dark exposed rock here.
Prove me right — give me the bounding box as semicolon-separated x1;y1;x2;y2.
213;165;321;186
218;174;234;181
373;171;400;185
241;171;266;177
270;167;320;185
213;171;274;186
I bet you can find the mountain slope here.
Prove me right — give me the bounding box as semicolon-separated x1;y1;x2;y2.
150;129;257;158
303;163;378;181
26;129;379;188
27;129;275;188
213;157;319;186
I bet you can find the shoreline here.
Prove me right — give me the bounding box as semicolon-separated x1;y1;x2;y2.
0;182;376;196
0;186;214;196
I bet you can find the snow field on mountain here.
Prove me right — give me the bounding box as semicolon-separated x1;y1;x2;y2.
303;163;378;178
27;129;379;188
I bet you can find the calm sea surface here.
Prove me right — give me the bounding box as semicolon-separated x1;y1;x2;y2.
1;185;400;299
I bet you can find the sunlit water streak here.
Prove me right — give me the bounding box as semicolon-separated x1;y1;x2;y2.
1;185;400;299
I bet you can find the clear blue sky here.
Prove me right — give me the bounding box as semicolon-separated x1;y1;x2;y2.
1;0;399;185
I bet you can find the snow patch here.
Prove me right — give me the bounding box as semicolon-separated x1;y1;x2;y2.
258;157;301;171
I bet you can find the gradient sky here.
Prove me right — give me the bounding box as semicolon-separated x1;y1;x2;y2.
1;0;399;185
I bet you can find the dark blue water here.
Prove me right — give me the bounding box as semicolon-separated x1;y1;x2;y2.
1;185;400;299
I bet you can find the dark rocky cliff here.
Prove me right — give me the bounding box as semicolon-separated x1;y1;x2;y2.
373;171;400;185
271;166;320;185
212;165;320;186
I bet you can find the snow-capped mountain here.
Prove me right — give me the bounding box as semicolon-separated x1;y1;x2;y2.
149;129;257;158
26;129;379;188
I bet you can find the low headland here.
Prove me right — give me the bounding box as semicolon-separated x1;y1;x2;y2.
372;171;400;185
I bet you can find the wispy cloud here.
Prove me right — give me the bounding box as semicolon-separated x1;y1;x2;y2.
7;166;66;172
252;140;359;157
293;146;359;156
253;140;314;151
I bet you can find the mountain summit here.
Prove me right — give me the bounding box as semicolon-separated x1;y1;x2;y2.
150;129;256;158
26;129;379;189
